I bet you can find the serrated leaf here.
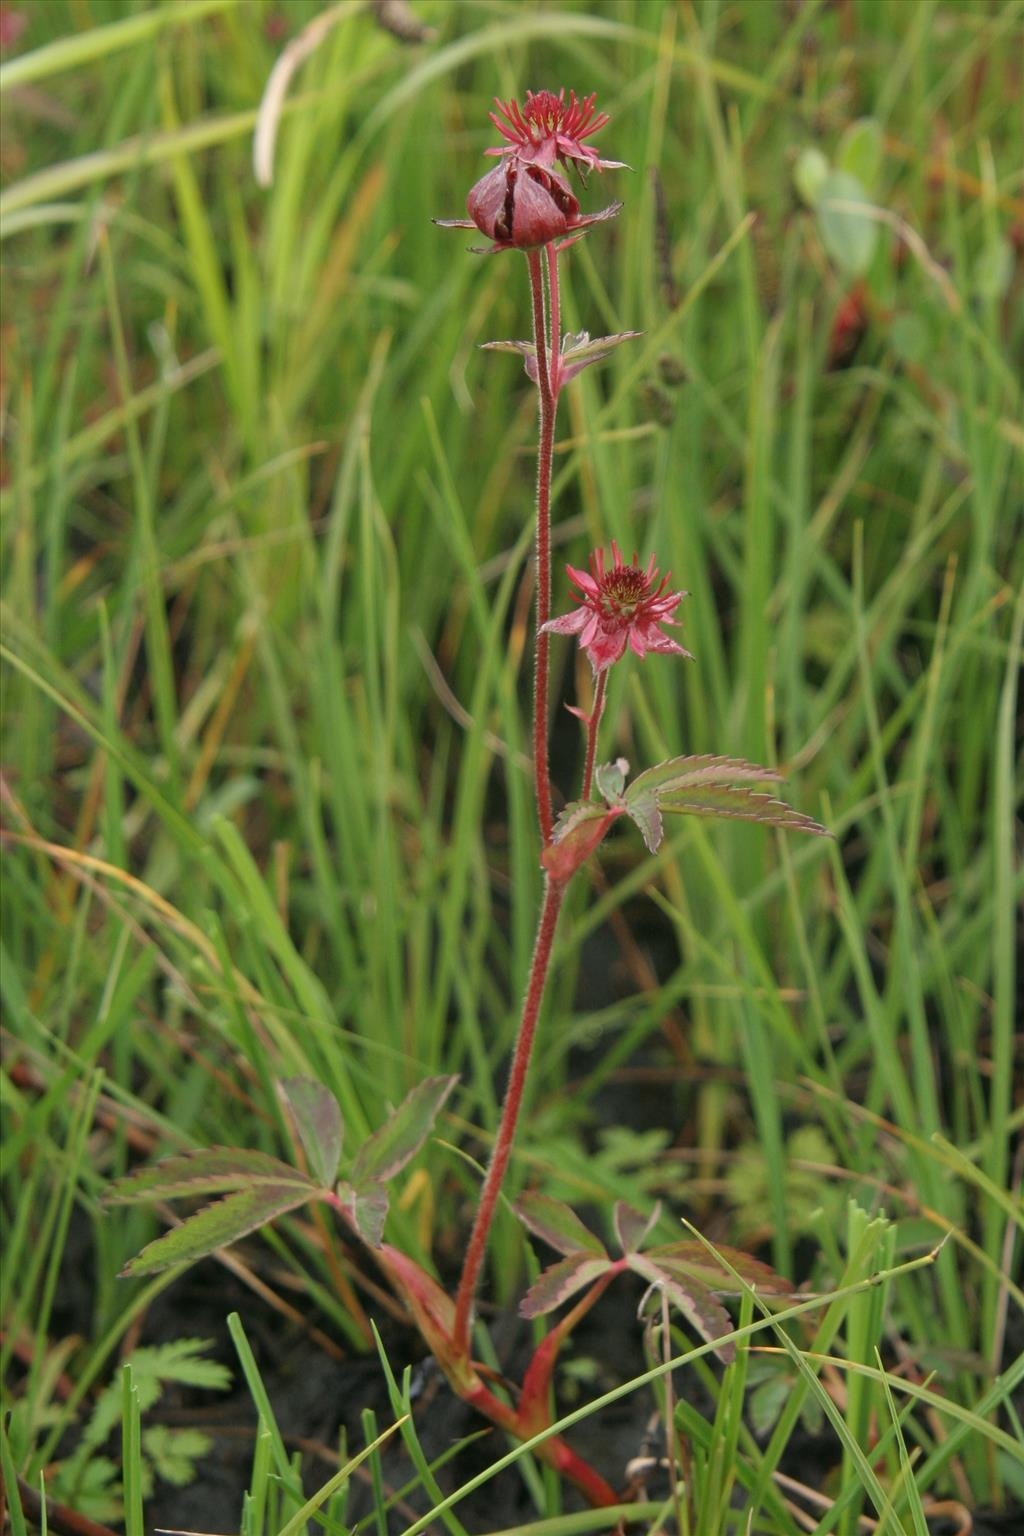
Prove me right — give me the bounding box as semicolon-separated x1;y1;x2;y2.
278;1076;343;1187
105;1147;318;1205
549;799;606;840
519;1254;613;1318
837;118;883;192
481;331;642;389
816;170;879;278
629;1254;734;1361
515;1193;607;1257
650;1241;793;1295
558;329;642;383
627;755;782;800
614;1200;661;1256
119;1183;316;1276
480;338;538;383
594;757;629;802
625;791;662;853
657;785;829;837
351;1075;456;1185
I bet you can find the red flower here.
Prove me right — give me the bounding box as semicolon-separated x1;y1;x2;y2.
436;87;623;254
541;541;692;672
486;90;626;174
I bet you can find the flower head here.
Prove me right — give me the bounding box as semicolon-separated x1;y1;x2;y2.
435;87;623;254
486;90;626;174
541;541;692;673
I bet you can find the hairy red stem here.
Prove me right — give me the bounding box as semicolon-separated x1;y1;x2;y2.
527;247;557;844
546;240;561;398
581;670;608;800
454;874;565;1355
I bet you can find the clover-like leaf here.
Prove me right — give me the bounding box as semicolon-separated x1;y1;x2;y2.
519;1253;613;1319
351;1075;456;1186
816;170;879;278
629;1253;735;1362
278;1076;343;1187
794;145;830;208
837;118;883;194
119;1183;317;1277
614;1199;661;1256
105;1147;319;1205
515;1193;607;1258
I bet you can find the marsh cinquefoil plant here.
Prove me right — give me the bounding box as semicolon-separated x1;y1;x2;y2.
107;89;828;1507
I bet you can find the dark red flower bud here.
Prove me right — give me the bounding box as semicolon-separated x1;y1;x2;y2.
466;157;582;250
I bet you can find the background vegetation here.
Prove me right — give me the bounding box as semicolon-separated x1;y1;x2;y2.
2;0;1021;1530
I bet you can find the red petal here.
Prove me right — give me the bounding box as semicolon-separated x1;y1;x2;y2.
541;607;589;636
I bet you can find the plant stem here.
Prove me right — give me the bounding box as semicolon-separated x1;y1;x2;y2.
546;241;561;398
527;247;557;845
454;873;565;1356
581;670;607;800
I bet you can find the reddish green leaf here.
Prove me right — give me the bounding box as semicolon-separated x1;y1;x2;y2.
278;1076;343;1187
519;1254;612;1319
594;757;629;802
542;803;624;881
514;1193;607;1258
628;755;783;800
105;1147;317;1205
629;1254;735;1362
614;1199;660;1256
657;784;829;836
481;330;641;388
624;791;662;853
557;329;643;384
623;756;828;842
651;1242;793;1295
351;1075;456;1185
337;1179;390;1248
119;1184;317;1276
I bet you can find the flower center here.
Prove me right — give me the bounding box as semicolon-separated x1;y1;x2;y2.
523;90;567;136
598;565;650;620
